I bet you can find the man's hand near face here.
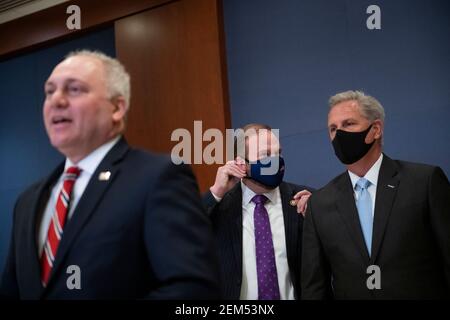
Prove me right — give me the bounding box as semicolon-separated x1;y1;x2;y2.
210;157;247;200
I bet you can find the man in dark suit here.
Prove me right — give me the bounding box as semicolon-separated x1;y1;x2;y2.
203;124;313;299
301;90;450;299
0;50;219;299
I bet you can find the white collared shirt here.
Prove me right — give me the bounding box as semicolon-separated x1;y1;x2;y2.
37;136;121;256
348;153;383;217
239;181;295;300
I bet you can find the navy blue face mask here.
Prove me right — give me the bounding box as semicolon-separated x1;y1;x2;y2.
245;155;285;189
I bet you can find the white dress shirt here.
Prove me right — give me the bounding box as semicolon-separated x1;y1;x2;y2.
37;136;121;256
239;181;295;300
348;153;383;217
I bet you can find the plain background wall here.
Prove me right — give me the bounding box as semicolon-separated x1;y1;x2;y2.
1;0;449;273
0;26;115;272
223;0;450;188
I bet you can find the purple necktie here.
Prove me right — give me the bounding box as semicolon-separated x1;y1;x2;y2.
252;194;280;300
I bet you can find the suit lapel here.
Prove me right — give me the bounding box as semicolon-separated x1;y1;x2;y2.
225;184;243;276
21;162;65;298
335;173;370;262
279;183;299;272
370;154;399;263
46;138;129;288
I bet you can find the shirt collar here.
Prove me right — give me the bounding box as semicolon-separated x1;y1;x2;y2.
348;153;383;189
65;135;121;176
241;180;279;206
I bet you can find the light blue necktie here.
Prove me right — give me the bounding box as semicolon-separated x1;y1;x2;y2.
355;177;373;256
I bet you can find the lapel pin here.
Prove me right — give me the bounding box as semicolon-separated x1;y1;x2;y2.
387;184;395;189
98;171;111;181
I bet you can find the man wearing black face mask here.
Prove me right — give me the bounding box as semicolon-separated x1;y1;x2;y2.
203;123;314;300
301;90;450;299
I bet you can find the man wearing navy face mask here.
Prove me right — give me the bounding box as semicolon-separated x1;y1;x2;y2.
301;90;450;299
203;123;314;300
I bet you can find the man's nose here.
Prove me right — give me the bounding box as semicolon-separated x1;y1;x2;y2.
48;90;69;109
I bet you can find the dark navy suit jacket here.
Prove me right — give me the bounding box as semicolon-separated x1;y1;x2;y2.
203;181;314;299
1;137;220;299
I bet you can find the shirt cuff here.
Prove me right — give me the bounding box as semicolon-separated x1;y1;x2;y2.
211;190;222;202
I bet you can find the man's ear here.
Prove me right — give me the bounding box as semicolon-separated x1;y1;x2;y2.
111;96;127;123
372;119;383;140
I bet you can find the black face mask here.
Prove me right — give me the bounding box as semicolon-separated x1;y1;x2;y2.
332;124;374;165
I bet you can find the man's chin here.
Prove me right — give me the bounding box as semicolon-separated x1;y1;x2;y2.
49;137;73;153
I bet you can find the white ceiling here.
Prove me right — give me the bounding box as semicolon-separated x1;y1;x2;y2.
0;0;69;24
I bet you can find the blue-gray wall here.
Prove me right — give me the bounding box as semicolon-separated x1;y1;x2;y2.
1;0;450;272
0;26;115;272
223;0;450;188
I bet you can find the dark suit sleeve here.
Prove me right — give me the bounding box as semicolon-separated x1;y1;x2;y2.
202;190;220;216
301;186;316;194
428;167;450;289
301;196;332;299
143;161;220;299
0;207;19;299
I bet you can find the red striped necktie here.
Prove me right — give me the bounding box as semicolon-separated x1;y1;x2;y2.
41;166;81;287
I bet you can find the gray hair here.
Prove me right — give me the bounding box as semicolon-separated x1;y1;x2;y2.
329;90;385;123
66;50;131;111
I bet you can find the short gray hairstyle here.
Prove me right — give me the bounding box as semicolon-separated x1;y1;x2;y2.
329;90;385;123
66;50;131;111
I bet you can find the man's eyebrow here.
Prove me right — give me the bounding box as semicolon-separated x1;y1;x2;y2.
329;117;358;126
344;117;358;122
65;78;84;83
45;78;84;85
